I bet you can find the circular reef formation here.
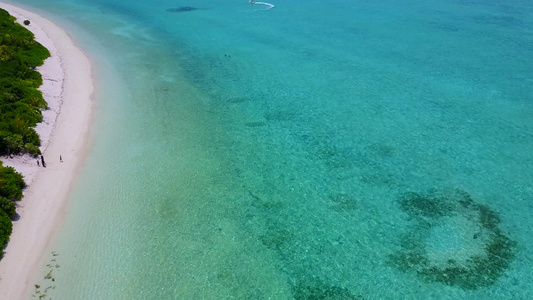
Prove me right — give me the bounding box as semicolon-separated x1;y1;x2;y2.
389;189;516;290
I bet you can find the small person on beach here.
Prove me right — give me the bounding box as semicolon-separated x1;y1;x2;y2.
37;159;40;167
60;155;63;162
41;155;46;168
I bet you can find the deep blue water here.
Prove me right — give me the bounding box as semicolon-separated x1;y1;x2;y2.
6;0;533;299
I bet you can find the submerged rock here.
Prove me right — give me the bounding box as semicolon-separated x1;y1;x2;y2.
166;6;199;13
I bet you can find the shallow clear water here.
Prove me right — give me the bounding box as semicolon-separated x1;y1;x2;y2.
8;0;533;298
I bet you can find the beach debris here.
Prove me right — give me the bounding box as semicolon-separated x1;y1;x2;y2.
33;252;60;299
33;284;42;298
44;270;53;280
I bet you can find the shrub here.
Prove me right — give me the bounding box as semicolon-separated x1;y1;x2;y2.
24;143;40;156
0;196;16;219
0;209;13;255
24;128;41;146
23;20;30;26
2;134;24;154
0;9;50;156
0;162;26;201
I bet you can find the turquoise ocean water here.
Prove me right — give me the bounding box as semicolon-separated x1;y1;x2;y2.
6;0;533;299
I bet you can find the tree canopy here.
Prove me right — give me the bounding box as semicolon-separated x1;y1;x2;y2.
0;8;50;156
0;8;39;256
0;161;25;256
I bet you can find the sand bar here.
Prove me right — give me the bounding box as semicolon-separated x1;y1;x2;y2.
0;3;93;298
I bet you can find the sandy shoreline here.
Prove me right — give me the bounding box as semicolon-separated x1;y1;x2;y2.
0;3;93;298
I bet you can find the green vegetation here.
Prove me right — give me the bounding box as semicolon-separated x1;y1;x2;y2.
0;160;26;201
0;209;12;253
0;196;16;218
0;8;44;256
0;8;50;157
0;161;26;255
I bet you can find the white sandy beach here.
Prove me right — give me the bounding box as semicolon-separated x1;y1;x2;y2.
0;3;93;298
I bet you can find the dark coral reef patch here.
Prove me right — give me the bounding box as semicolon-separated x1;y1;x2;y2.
389;189;516;290
291;278;363;300
166;6;199;13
